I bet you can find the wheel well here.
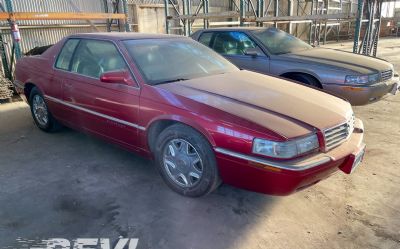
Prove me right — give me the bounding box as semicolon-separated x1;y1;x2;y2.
147;120;179;153
146;119;215;154
280;72;322;88
24;83;36;103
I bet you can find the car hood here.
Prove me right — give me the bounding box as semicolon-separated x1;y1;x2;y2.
279;48;393;74
157;70;353;139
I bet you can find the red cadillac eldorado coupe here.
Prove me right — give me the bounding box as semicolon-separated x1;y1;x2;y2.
14;33;365;197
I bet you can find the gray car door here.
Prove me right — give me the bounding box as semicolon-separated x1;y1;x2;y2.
200;31;270;74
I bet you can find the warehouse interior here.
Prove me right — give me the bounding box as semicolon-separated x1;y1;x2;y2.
0;0;398;78
0;1;400;249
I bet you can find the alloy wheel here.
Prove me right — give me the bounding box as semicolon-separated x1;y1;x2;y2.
32;95;49;127
163;138;203;188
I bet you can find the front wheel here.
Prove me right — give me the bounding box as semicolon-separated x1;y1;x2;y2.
154;124;221;197
29;87;62;132
286;74;321;88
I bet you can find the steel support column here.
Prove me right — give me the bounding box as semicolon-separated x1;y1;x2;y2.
362;0;373;55
323;0;328;44
240;0;245;26
373;1;382;57
182;0;187;35
257;0;264;27
122;0;130;32
5;0;21;60
274;0;279;28
103;0;111;32
187;0;192;35
309;0;314;44
203;0;209;29
288;0;293;34
164;0;170;34
353;0;364;53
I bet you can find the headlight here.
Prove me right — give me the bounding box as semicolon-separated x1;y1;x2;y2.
345;73;379;84
252;134;319;159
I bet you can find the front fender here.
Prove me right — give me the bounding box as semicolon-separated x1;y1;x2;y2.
145;114;217;147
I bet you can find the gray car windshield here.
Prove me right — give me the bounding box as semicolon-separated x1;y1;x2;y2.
251;28;312;55
123;38;239;85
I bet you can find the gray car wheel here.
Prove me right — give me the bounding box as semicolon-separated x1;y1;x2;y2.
286;74;321;88
155;123;221;197
29;87;62;132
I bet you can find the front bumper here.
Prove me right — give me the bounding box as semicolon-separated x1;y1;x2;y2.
215;119;365;196
323;77;399;106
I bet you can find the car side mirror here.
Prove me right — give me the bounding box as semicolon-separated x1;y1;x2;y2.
244;48;263;57
100;70;134;85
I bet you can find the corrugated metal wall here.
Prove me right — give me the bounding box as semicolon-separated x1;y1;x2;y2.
0;0;110;76
1;26;106;53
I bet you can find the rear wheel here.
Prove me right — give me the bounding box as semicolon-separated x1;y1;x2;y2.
29;87;62;132
285;74;321;88
154;124;221;197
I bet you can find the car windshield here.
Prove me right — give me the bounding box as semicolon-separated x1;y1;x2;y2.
123;38;239;85
251;28;312;55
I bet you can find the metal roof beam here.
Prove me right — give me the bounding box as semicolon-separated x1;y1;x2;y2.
0;12;126;21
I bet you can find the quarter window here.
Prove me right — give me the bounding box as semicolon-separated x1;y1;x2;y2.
70;39;128;78
198;32;213;46
212;32;261;56
55;39;79;71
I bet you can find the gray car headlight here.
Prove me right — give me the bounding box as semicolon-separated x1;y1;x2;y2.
345;73;379;84
252;134;319;159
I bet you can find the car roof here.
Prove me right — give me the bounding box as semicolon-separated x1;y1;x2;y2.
194;27;270;32
68;32;184;41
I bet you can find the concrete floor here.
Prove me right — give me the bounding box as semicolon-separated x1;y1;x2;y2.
1;38;400;249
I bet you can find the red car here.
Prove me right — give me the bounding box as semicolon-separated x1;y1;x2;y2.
14;33;365;197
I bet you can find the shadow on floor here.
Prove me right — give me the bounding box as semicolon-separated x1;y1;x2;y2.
0;103;278;249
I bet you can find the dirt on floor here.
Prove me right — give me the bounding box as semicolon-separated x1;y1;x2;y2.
0;38;399;249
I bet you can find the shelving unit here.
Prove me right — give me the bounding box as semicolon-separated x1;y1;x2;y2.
162;0;397;57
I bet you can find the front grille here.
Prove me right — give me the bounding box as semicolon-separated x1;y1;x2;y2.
324;115;355;151
381;70;393;82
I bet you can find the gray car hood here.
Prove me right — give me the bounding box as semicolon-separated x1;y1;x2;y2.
279;48;393;75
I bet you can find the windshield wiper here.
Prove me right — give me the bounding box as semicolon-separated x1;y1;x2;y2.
153;78;189;85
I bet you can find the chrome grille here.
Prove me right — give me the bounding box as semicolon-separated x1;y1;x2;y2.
324;115;355;151
381;70;393;82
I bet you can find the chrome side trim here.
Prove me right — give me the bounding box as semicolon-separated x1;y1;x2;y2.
214;147;331;171
44;95;146;131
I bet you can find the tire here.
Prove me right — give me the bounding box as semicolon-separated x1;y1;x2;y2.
29;87;62;132
154;124;221;197
286;74;321;88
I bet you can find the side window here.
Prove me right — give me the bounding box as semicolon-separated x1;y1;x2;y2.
55;39;79;70
212;32;261;56
198;32;213;47
70;39;128;78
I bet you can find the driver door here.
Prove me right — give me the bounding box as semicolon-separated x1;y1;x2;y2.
205;31;270;74
62;39;141;148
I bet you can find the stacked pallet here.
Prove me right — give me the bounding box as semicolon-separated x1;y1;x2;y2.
0;75;13;101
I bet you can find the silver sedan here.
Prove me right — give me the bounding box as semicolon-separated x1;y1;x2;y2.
191;27;399;105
